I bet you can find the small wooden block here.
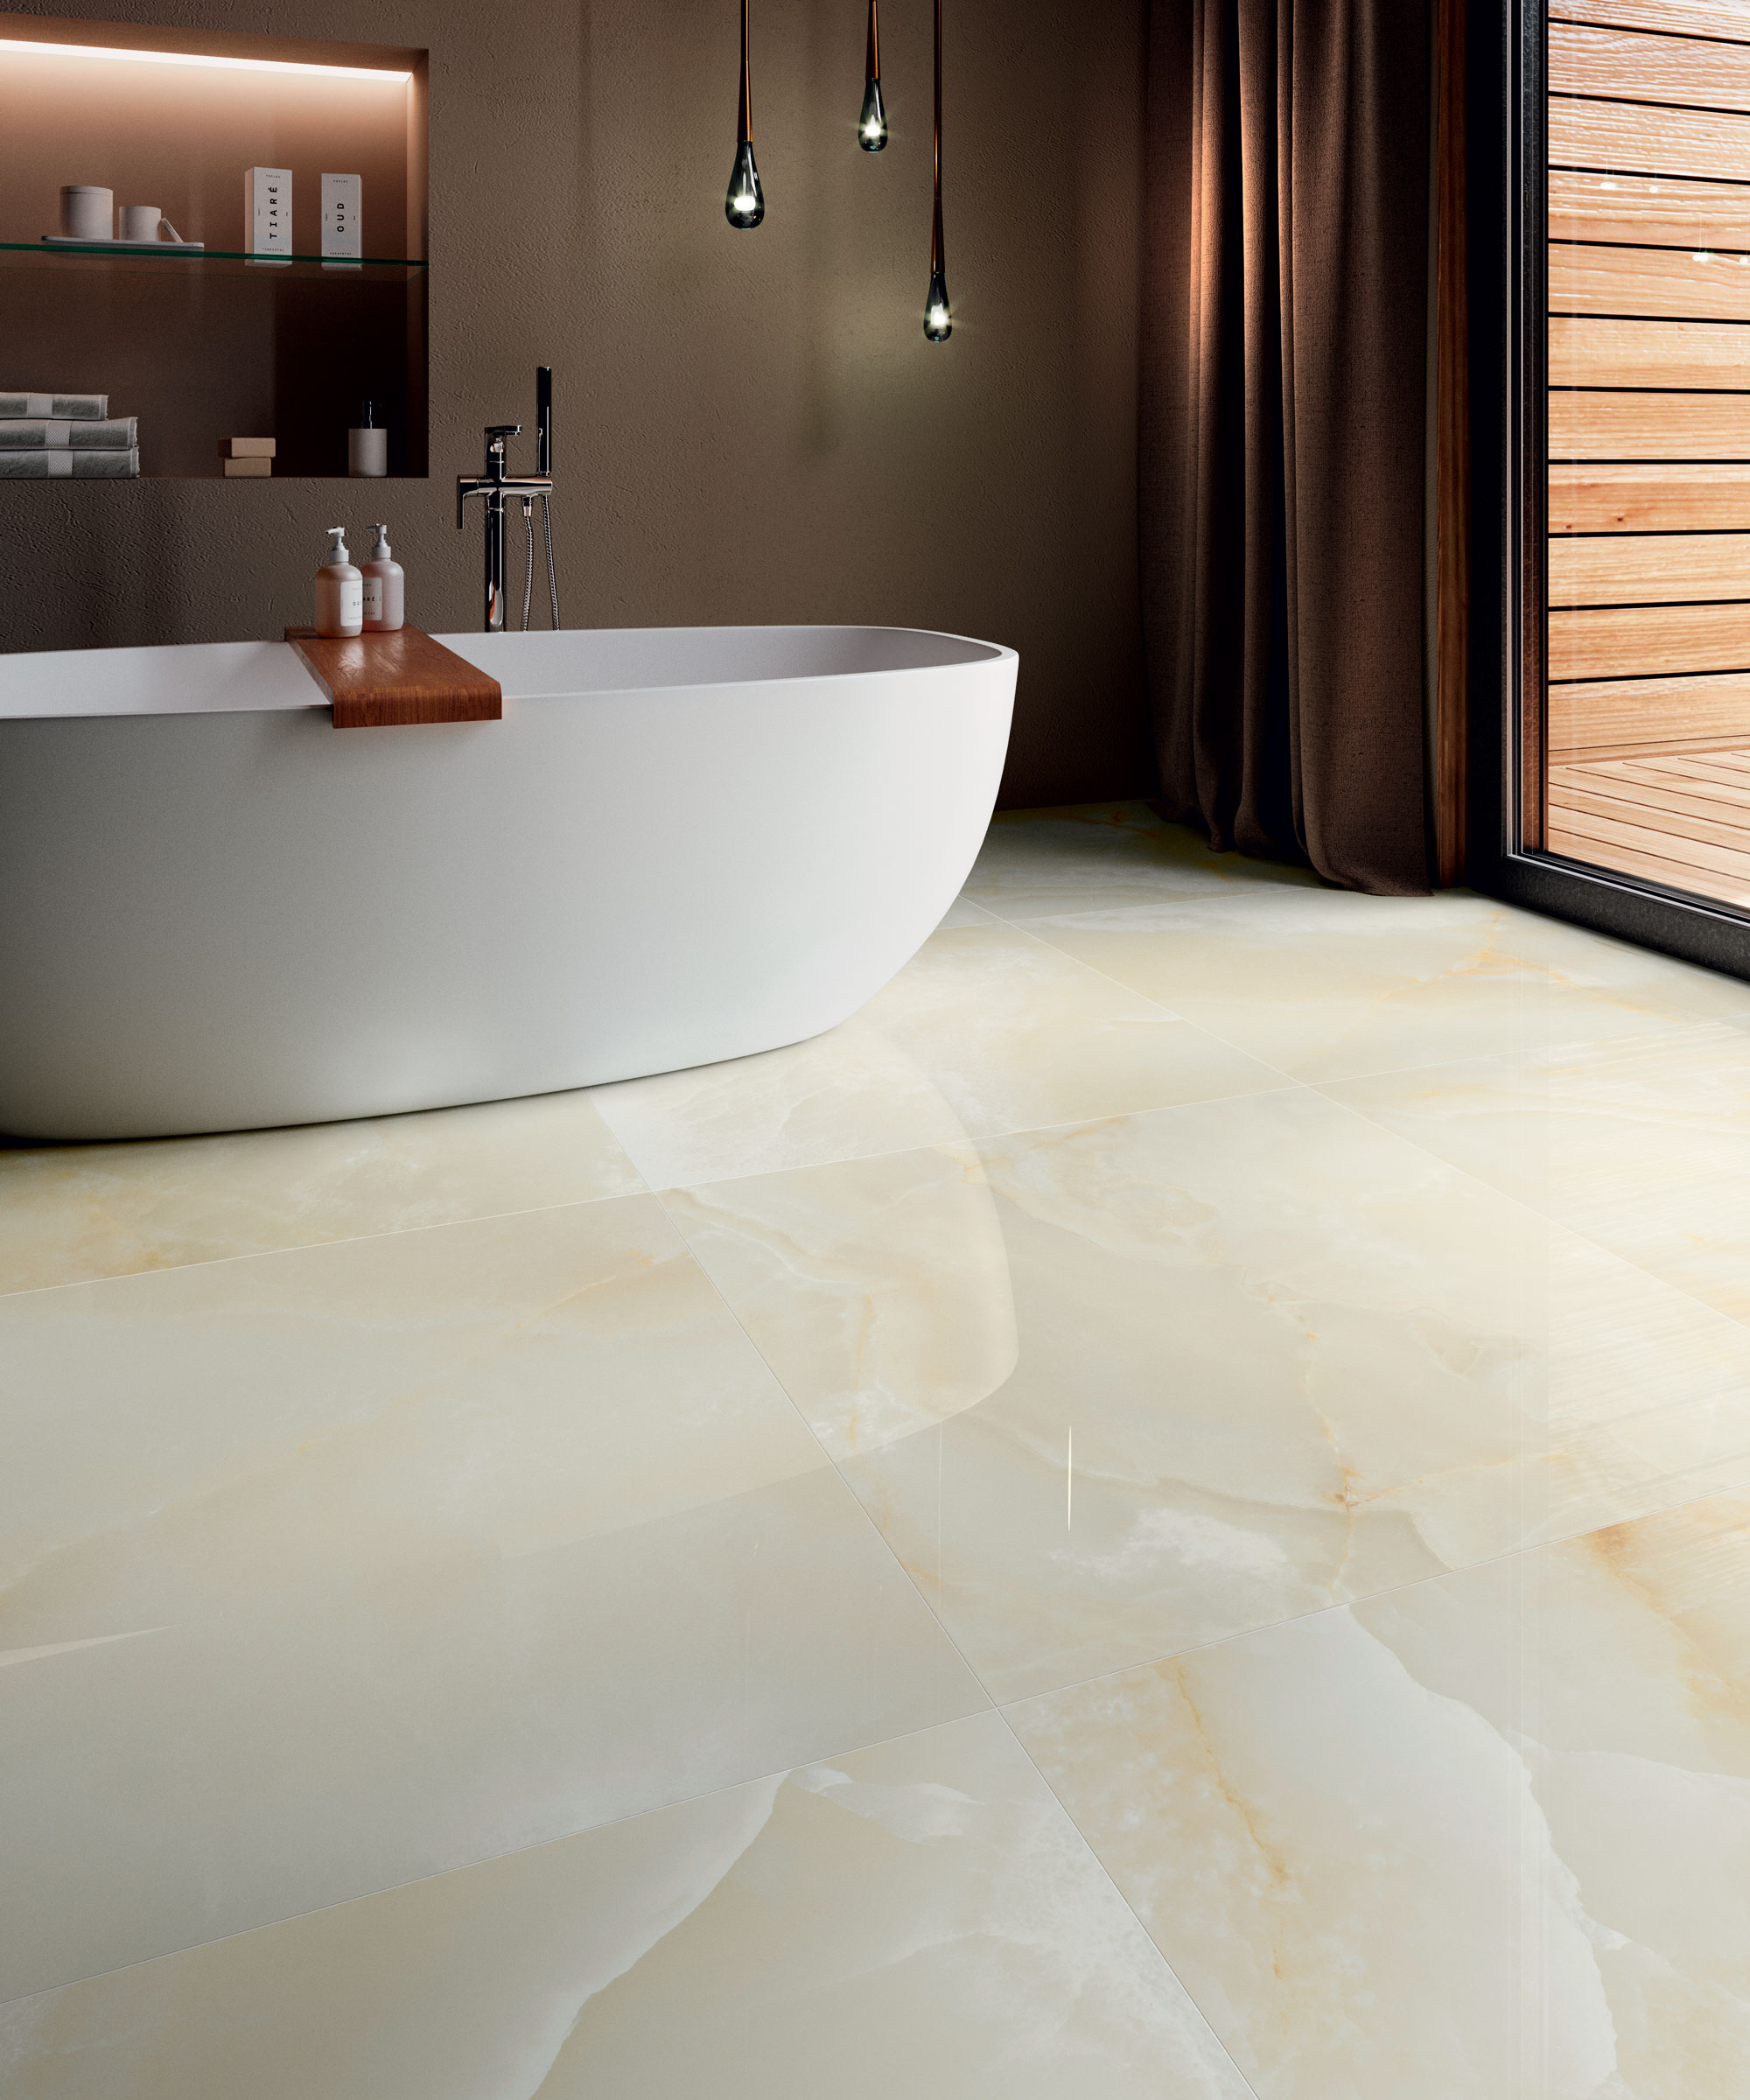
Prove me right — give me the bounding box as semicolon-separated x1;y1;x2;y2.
284;626;503;728
223;456;272;477
221;437;277;458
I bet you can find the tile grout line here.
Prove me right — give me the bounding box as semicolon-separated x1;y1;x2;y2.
643;1172;1267;2100
0;1062;1311;1307
976;886;1750;1090
611;1071;1306;1198
0;1703;1026;2014
646;1180;998;1728
1309;1073;1750;1344
1274;1007;1750;1097
0;1172;657;1305
23;881;1738;1303
16;827;1747;2048
651;1088;1750;1734
984;1696;1267;2100
986;1453;1750;1727
6;984;1733;1308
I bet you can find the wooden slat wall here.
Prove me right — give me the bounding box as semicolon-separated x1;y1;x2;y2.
1549;392;1750;457
1550;97;1750;183
1550;8;1750;765
1550;531;1750;602
1551;169;1750;248
1549;671;1750;760
1552;316;1750;387
1558;2;1750;43
1552;20;1750;107
1550;464;1750;533
1550;601;1750;677
1550;246;1750;320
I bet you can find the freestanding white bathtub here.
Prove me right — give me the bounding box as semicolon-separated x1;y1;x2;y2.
0;626;1015;1140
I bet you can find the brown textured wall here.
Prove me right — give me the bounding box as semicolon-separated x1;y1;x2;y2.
0;0;1150;808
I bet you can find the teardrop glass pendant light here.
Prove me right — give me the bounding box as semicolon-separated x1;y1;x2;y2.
923;0;950;339
725;0;765;228
858;1;887;150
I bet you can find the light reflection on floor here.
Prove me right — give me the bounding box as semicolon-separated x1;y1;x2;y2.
4;803;1749;2097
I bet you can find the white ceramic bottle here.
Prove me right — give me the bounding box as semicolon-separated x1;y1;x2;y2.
360;523;405;633
313;527;364;639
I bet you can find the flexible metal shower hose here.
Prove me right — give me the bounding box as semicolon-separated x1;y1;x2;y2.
519;497;564;633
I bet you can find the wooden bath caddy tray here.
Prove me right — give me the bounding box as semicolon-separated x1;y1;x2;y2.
284;626;502;729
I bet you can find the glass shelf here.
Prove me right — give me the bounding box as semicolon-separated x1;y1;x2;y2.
0;241;425;279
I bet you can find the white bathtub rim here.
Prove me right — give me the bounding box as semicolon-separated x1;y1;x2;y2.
0;624;1018;722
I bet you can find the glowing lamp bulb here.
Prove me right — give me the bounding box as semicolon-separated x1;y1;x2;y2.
923;262;952;342
858;74;887;151
724;138;765;228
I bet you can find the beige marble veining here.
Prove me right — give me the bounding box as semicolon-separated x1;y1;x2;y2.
663;1141;1021;1459
0;1194;981;2000
0;1712;1252;2100
0;1087;642;1297
855;919;1289;1137
594;920;1285;1188
7;801;1750;2082
1325;1019;1750;1326
585;1015;979;1189
964;800;1320;919
1023;886;1750;1083
666;1088;1750;1703
1009;1495;1750;2099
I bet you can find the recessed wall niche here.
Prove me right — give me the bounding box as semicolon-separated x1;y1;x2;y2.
0;12;428;479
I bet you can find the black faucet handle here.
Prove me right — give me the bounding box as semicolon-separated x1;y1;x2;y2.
485;424;522;443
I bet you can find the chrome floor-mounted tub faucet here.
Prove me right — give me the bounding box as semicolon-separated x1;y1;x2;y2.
457;367;559;633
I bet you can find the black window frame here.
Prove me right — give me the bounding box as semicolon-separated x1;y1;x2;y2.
1467;0;1750;983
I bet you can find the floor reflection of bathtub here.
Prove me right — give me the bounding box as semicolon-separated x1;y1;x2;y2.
665;1124;1023;1457
0;626;1015;1140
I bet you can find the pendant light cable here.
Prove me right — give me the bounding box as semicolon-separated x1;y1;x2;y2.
725;0;765;226
924;0;950;338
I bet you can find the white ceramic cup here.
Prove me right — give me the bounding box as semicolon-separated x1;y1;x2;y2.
117;205;164;242
60;186;114;241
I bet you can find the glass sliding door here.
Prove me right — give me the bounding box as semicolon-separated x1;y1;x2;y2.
1535;0;1750;941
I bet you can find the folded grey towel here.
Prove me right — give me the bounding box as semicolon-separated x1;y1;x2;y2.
0;448;139;479
0;391;109;421
0;417;136;450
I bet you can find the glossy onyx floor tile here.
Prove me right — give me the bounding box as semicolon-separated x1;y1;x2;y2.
934;892;1004;929
0;1712;1256;2100
1009;1495;1750;2099
664;1089;1750;1702
1024;886;1750;1084
963;800;1320;920
0;1195;982;1999
1325;1019;1750;1326
593;920;1284;1188
8;802;1748;2090
0;1087;642;1296
854;920;1287;1137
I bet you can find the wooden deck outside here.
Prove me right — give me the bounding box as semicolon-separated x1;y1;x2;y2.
1547;3;1750;913
1550;750;1750;906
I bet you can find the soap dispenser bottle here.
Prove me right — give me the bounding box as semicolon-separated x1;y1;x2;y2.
360;522;404;633
347;399;388;478
314;527;364;639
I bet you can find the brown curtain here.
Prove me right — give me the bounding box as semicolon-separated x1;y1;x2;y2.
1141;0;1434;895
